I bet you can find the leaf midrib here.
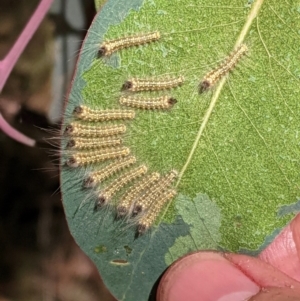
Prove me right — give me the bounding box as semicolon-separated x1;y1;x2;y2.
124;1;266;298
176;0;265;186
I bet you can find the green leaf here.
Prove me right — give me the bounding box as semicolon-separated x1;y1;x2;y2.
61;0;300;300
94;0;107;12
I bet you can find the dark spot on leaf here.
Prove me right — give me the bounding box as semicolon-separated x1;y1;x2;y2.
111;259;129;265
124;245;132;255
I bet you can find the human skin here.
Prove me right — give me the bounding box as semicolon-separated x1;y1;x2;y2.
157;214;300;301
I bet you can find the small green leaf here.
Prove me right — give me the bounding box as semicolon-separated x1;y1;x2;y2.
61;0;300;300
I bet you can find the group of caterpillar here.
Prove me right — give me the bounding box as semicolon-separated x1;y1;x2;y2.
99;31;247;92
98;31;184;110
64;106;131;167
119;77;182;110
63;104;178;234
63;33;248;234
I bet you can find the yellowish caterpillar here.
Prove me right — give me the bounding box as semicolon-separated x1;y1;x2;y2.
132;169;178;215
119;96;177;110
64;123;126;138
200;44;248;92
97;165;148;206
122;76;184;92
98;31;161;57
66;146;130;168
137;189;177;234
73;106;135;122
117;172;161;217
67;137;122;150
84;156;137;188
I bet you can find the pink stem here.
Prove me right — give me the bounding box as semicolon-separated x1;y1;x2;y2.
0;0;54;92
0;113;35;147
0;0;54;147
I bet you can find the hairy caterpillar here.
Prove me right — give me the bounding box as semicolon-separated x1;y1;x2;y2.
84;156;137;188
122;76;184;92
99;31;161;56
64;123;127;138
119;96;177;110
137;189;177;234
97;165;148;206
132;169;178;215
117;172;161;217
66;146;130;168
67;137;122;150
200;44;248;92
73;106;135;122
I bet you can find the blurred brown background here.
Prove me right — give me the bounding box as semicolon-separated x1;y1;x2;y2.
0;1;115;300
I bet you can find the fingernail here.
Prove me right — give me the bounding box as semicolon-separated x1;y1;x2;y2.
157;252;260;301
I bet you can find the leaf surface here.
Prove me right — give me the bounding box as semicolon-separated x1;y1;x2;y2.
61;0;300;300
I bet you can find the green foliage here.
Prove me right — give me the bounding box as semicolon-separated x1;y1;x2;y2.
94;0;106;12
61;0;300;300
